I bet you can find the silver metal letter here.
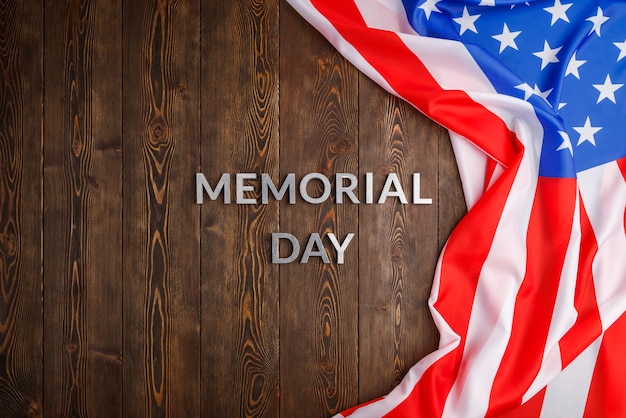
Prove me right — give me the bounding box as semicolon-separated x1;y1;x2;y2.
336;173;359;204
196;173;230;204
378;173;408;204
412;173;432;204
300;173;331;204
300;233;330;264
262;173;296;204
272;233;300;264
236;173;257;204
365;172;373;204
327;232;355;264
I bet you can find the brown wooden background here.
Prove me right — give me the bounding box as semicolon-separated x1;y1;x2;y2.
0;0;466;417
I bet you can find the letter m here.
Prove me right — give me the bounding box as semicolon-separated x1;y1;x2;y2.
196;173;231;204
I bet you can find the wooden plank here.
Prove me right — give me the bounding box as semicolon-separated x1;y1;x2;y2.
437;135;467;252
0;1;43;416
280;6;359;416
357;75;441;403
122;0;201;416
43;0;123;416
83;2;124;416
200;0;280;416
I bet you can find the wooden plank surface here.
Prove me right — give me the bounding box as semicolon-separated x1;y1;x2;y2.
0;0;466;416
280;6;359;416
201;0;280;416
43;1;123;416
0;1;43;416
123;0;201;416
357;75;441;403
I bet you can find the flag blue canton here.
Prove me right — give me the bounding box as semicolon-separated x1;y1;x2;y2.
402;0;626;177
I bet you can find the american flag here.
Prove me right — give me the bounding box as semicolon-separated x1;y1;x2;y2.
286;0;626;416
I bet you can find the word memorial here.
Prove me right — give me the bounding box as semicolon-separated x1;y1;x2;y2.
195;172;432;205
196;172;432;264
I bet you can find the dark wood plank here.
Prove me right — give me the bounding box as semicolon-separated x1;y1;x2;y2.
43;0;123;416
83;2;124;416
0;1;43;416
437;135;467;252
123;0;201;416
201;0;280;416
280;6;359;416
357;75;441;403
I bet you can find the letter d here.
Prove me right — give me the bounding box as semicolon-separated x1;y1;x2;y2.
272;233;300;264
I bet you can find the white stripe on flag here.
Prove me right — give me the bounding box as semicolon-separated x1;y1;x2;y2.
449;133;491;210
579;161;626;329
539;336;602;418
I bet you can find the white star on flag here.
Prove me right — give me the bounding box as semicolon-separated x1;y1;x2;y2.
556;131;573;155
533;41;562;70
565;51;586;79
454;6;480;35
614;40;626;61
573;116;602;146
593;74;623;104
544;0;572;26
419;0;442;19
515;82;534;100
586;7;609;37
492;23;521;53
533;84;553;103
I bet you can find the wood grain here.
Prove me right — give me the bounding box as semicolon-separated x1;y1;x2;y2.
0;1;43;416
201;0;280;416
437;134;467;253
83;2;124;416
357;75;441;403
280;6;359;416
0;0;468;416
123;0;201;416
43;0;124;416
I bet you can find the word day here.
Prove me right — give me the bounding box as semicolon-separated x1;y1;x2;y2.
272;232;355;264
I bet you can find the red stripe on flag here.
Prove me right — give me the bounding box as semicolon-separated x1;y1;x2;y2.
558;198;602;367
498;388;546;418
583;311;626;417
618;157;626;235
486;177;577;417
384;148;524;417
618;156;626;182
484;158;499;194
308;0;523;169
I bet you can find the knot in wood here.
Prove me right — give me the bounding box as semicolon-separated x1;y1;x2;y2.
175;84;186;96
149;117;169;145
329;135;355;155
316;57;332;73
65;341;78;353
25;399;42;418
390;248;404;264
0;230;16;256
